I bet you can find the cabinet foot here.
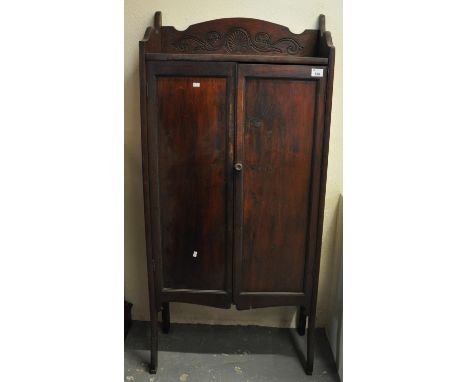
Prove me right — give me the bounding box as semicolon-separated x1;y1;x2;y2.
149;312;158;374
149;348;157;374
305;314;315;375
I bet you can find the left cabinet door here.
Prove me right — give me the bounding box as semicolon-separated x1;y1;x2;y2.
145;61;236;308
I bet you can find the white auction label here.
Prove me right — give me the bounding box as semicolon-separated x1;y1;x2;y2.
311;68;324;77
193;82;200;87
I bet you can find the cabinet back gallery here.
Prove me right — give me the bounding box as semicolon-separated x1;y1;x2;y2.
138;11;335;375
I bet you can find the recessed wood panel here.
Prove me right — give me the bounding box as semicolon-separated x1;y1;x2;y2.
241;77;317;293
156;76;228;290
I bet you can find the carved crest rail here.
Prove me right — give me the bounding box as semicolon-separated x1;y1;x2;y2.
141;16;320;56
171;28;304;55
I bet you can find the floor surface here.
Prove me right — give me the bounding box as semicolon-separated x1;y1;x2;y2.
125;321;340;382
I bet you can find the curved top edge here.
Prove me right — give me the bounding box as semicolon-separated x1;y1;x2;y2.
142;26;154;42
163;17;315;36
323;30;335;49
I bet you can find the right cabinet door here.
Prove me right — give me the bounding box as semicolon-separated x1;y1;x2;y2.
234;64;327;310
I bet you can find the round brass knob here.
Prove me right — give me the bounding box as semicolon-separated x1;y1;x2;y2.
234;162;243;171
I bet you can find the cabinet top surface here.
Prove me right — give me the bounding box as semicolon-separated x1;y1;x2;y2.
141;12;334;65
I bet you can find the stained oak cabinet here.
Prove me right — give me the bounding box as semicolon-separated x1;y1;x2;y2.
139;12;335;376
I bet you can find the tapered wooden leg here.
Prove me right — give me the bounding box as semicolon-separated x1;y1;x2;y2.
296;306;306;336
305;315;315;375
149;312;158;374
162;302;170;334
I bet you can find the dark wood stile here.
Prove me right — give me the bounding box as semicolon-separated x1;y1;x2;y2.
139;11;335;376
139;22;158;374
305;15;336;374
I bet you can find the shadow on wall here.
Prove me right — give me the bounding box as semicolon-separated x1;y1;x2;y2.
325;194;343;379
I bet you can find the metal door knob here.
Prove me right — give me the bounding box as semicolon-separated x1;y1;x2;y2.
234;162;243;171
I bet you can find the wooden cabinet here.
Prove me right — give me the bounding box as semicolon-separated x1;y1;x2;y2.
139;12;335;375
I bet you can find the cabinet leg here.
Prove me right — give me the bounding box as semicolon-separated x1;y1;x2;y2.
149;315;158;374
296;306;306;336
305;314;315;375
162;302;170;334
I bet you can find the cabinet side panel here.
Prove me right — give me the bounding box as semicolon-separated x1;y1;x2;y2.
242;78;316;293
157;77;227;290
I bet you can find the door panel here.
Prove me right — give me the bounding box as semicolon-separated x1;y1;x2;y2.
147;62;235;307
157;76;226;290
234;64;327;308
242;78;316;292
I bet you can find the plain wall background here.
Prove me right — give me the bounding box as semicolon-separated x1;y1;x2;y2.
124;0;342;327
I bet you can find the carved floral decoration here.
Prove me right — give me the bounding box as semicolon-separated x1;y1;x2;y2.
172;28;303;55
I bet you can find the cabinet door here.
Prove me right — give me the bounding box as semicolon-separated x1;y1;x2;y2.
146;61;235;308
234;64;327;309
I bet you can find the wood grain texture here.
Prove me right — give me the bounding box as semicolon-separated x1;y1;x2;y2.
241;77;316;292
157;76;227;290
